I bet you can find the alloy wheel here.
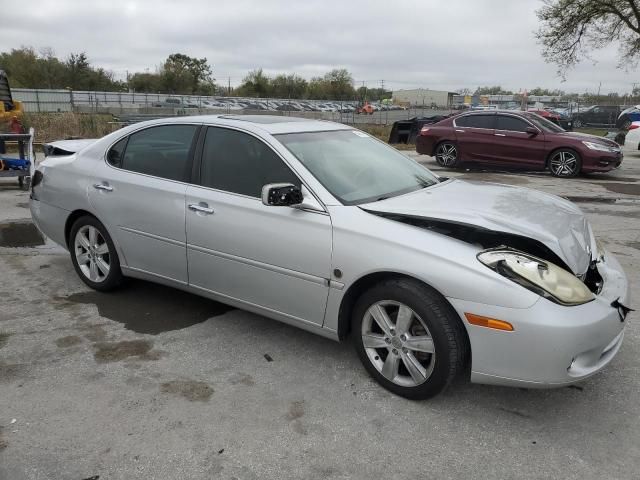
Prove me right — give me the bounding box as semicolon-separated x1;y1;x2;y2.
435;143;457;167
361;301;436;387
549;150;578;177
74;225;110;283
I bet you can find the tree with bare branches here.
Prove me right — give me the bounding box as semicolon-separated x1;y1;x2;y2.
536;0;640;75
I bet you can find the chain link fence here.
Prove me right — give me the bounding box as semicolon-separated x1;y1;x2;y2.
11;88;455;126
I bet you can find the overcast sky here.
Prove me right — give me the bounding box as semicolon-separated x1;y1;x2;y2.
1;0;637;94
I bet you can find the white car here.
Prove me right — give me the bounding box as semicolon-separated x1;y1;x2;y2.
31;115;630;399
623;122;640;155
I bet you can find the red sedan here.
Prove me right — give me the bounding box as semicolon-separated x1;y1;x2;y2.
416;110;622;177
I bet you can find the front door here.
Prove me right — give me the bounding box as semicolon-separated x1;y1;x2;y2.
491;114;547;169
89;124;199;284
185;126;332;326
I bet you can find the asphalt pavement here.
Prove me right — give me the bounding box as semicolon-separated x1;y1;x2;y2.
1;151;639;480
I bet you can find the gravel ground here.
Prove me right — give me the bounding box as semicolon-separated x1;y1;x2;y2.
1;151;639;480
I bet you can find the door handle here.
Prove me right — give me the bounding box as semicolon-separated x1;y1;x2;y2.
494;133;506;137
188;203;215;214
455;129;465;133
93;183;113;191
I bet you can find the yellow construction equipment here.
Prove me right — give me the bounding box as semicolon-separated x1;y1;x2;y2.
0;69;24;123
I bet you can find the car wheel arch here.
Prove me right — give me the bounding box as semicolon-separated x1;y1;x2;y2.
336;271;471;352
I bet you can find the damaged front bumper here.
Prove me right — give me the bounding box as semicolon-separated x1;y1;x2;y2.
447;249;630;388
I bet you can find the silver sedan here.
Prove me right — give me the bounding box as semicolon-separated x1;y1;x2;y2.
30;115;631;399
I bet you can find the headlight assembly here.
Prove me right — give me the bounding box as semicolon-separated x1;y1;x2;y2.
477;250;594;306
581;141;619;153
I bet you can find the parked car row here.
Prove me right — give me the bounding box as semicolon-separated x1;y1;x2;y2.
416;110;623;177
149;96;407;113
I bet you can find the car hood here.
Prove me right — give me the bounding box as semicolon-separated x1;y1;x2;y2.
361;179;593;275
556;131;619;147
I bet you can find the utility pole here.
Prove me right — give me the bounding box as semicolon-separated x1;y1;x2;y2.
228;77;231;97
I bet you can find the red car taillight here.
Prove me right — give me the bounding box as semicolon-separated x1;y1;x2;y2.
628;124;639;130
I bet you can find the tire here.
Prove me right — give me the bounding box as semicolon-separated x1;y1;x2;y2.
351;278;469;400
434;141;459;167
622;119;632;130
69;215;123;291
573;118;583;128
18;176;31;191
548;148;582;178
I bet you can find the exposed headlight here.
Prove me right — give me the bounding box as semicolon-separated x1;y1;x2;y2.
582;141;619;153
477;250;594;306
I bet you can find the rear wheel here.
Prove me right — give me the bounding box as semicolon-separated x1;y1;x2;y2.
434;142;459;167
573;118;583;128
69;216;123;291
621;119;632;130
351;279;468;400
549;149;582;178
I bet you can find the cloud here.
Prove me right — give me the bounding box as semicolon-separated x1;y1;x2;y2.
1;0;637;93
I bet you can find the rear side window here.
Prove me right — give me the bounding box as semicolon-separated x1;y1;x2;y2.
200;127;300;197
456;114;495;129
106;137;127;168
496;115;531;132
113;125;198;181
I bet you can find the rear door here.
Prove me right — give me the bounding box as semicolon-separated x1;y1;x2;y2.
453;113;496;163
89;124;199;284
491;114;547;169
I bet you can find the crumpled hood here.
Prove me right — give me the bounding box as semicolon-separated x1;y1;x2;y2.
361;179;593;275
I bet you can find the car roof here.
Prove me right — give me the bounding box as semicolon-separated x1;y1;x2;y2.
137;114;352;134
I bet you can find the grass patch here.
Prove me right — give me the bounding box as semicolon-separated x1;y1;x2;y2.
574;127;610;137
21;112;116;144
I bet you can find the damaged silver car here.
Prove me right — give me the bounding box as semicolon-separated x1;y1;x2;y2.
30;115;631;399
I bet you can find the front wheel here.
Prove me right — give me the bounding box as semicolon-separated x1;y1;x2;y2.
573;118;583;128
548;149;582;178
69;216;123;291
351;279;469;400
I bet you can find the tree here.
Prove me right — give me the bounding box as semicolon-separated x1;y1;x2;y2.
160;53;213;94
536;0;640;74
270;74;307;98
0;47;123;91
236;68;271;97
474;86;513;95
528;87;566;96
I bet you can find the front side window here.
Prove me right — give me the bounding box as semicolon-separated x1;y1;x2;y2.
200;127;300;197
523;113;564;133
496;115;530;133
276;130;438;205
115;125;198;181
455;114;495;129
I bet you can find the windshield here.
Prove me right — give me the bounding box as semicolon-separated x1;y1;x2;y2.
276;130;439;205
523;112;565;133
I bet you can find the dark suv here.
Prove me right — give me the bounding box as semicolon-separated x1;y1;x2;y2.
416;110;623;177
572;105;621;128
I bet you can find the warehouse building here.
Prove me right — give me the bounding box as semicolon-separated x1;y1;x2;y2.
392;89;456;108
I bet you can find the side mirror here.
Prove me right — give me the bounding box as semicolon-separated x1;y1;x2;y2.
261;183;303;207
525;126;539;136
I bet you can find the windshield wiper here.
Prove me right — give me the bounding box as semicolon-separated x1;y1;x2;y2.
375;195;391;202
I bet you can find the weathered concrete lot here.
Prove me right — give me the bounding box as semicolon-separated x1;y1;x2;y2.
1;153;639;480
